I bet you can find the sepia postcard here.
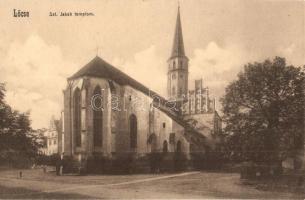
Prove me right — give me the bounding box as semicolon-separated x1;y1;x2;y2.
0;0;305;199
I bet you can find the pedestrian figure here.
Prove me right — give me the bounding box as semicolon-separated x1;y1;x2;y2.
19;171;22;179
59;165;63;176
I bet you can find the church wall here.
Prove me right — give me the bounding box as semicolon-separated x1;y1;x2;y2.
59;4;224;172
68;78;84;155
63;76;192;161
81;87;87;152
151;108;189;154
151;107;174;152
183;112;222;150
57;111;64;154
63;78;85;156
112;85;190;157
172;121;190;154
74;79;86;154
119;86;152;156
109;82;121;156
104;80;124;156
63;86;72;156
85;77;112;156
113;86;129;154
62;77;114;157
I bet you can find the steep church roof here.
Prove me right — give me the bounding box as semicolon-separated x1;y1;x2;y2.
69;56;205;141
69;56;170;106
170;6;186;59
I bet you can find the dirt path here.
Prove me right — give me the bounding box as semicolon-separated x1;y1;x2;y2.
0;171;202;199
0;170;304;199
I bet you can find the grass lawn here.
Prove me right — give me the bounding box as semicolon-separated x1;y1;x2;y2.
0;185;93;199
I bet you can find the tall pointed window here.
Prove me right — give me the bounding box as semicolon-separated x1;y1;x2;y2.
172;86;176;96
148;133;157;153
73;88;81;147
163;140;168;153
129;114;137;149
173;61;176;69
176;140;182;153
93;86;103;147
179;87;182;96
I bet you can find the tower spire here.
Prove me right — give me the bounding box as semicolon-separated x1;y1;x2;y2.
167;5;189;103
170;5;186;58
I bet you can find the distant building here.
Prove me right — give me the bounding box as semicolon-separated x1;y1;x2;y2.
34;128;48;155
57;111;64;155
44;117;62;155
183;79;215;115
182;78;222;145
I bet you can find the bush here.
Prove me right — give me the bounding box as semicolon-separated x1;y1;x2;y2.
240;162;283;180
35;154;60;166
0;151;34;168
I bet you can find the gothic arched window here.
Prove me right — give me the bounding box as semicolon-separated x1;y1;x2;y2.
172;86;176;96
176;140;182;153
129;114;137;149
173;61;176;69
148;133;157;152
93;86;103;147
73;88;81;147
179;87;182;96
190;143;195;153
163;140;168;153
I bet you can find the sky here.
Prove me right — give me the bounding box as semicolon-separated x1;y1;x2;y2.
0;0;304;129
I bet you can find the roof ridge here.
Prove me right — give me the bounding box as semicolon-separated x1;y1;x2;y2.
69;56;167;102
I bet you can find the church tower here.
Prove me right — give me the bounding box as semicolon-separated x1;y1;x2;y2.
167;6;189;103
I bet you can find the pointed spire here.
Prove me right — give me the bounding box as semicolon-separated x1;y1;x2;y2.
170;5;186;58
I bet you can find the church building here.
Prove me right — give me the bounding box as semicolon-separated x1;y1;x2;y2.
59;7;222;173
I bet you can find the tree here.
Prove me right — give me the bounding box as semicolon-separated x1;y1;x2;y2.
0;83;41;167
221;57;305;165
0;83;5;105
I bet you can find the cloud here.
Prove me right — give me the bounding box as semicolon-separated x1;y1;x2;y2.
0;37;248;128
1;41;166;129
189;42;247;101
276;43;302;66
1;34;77;129
277;44;296;56
113;42;248;111
113;45;167;96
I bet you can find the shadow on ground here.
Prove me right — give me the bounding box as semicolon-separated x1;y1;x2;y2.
0;185;93;199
